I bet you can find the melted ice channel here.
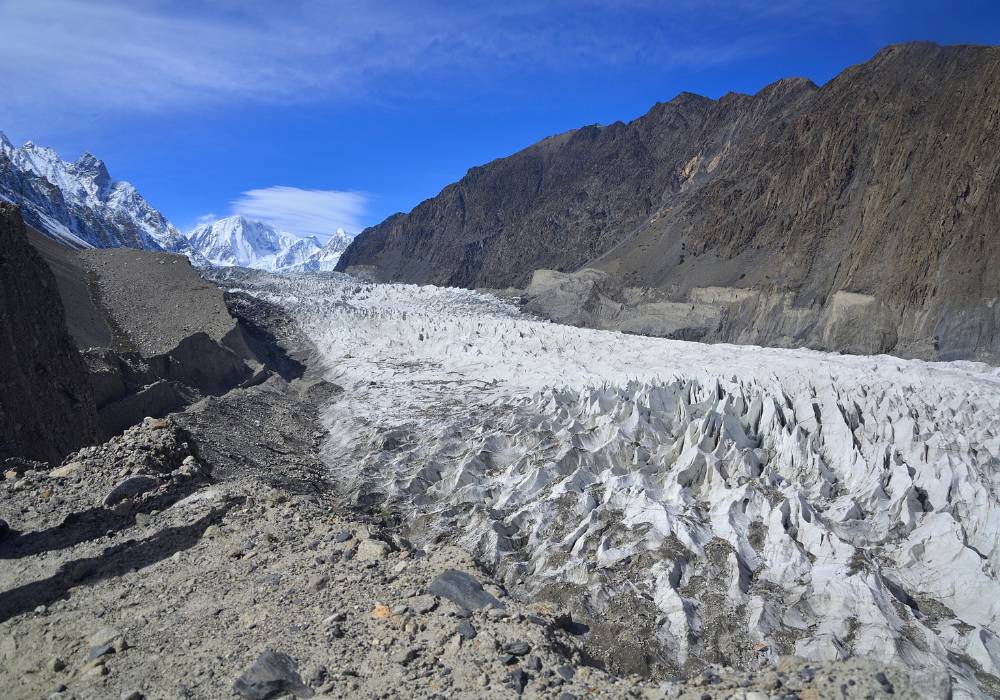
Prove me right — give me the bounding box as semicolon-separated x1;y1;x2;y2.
233;271;1000;698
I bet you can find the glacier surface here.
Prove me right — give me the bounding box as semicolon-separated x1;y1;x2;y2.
227;270;1000;698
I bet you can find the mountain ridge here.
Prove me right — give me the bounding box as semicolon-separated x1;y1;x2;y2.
336;41;1000;362
0;137;353;272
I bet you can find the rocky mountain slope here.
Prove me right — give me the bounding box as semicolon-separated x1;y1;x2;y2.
0;135;353;272
0;204;97;465
0;134;186;251
0;204;305;457
337;42;1000;362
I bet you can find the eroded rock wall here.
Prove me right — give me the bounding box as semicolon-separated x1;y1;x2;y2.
0;204;97;464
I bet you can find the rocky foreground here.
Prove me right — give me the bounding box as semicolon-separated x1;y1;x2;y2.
1;389;917;700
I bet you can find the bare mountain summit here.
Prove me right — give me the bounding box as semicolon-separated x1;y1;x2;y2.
337;42;1000;362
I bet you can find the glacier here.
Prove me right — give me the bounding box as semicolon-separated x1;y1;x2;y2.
218;268;1000;699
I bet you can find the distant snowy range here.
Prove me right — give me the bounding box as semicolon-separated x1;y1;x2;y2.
0;131;353;272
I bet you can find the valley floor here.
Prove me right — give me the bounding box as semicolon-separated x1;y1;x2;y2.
2;269;998;699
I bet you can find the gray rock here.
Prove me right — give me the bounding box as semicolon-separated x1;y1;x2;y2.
427;569;502;612
456;620;477;640
86;644;115;660
391;647;418;665
502;641;531;656
88;627;124;647
410;595;437;614
508;668;528;693
233;650;315;699
103;475;160;506
556;665;575;681
355;538;392;561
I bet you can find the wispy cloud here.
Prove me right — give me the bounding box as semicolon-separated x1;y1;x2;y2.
231;186;368;239
0;0;883;128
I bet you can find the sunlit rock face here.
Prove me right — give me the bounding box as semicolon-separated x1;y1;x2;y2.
220;268;1000;698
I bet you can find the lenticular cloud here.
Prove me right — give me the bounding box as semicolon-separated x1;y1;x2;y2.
231;186;367;240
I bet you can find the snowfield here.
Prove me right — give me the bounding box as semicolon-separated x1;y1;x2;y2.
229;271;1000;698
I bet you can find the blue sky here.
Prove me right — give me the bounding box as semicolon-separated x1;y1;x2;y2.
1;0;998;239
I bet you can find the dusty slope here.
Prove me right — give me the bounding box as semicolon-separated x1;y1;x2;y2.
338;42;1000;362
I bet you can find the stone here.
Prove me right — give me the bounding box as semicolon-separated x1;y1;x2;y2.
456;620;477;640
875;671;895;694
525;656;542;672
48;657;66;672
104;475;160;507
410;595;437;614
0;518;8;538
427;570;502;612
556;665;575;681
355;538;392;561
759;671;782;690
370;604;392;620
233;649;315;699
89;627;124;647
306;575;328;592
502;641;531;656
86;644;115;660
391;647;418;665
121;692;144;700
49;462;81;478
331;531;352;543
509;668;528;693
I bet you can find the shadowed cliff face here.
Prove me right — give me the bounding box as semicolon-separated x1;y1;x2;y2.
338;42;1000;362
0;204;98;464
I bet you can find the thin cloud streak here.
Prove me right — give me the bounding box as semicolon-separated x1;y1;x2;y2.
0;0;884;128
231;186;368;239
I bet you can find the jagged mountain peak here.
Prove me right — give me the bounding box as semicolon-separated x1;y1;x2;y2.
0;135;185;251
186;214;354;273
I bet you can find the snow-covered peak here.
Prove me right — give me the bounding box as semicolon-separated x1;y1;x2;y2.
185;215;353;273
188;215;297;270
73;152;112;196
0;135;185;251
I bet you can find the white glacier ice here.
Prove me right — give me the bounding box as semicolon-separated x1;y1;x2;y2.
226;270;1000;698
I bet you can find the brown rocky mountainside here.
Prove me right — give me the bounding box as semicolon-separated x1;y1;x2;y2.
337;42;1000;362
